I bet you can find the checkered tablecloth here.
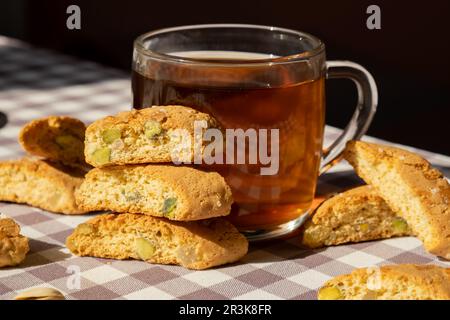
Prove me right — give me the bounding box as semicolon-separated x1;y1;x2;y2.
0;36;449;300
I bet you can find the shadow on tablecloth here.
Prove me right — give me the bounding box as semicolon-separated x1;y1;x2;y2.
0;45;126;92
17;239;72;268
0;111;7;129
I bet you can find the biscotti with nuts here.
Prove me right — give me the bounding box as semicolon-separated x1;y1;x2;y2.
84;105;221;167
344;141;450;259
318;264;450;300
66;213;248;270
75;164;233;221
301;185;411;248
19;116;87;168
0;158;88;214
0;214;29;267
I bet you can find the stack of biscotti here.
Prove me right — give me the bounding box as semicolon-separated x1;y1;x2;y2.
308;141;450;299
343;141;450;260
302;140;450;261
67;106;248;269
0;116;89;214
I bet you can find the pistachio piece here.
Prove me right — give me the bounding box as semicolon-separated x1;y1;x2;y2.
392;218;408;233
135;237;156;260
125;191;142;202
77;223;95;235
318;286;342;300
14;287;65;300
92;147;111;165
162;197;177;217
55;134;80;148
120;188;142;202
101;128;121;144
144;120;162;139
176;246;197;266
359;223;369;232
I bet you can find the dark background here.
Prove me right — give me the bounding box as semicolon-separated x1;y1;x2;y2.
0;0;449;155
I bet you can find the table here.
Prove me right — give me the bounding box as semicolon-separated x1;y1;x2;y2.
0;36;449;300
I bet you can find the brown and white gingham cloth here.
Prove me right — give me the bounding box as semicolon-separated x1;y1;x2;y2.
0;36;449;300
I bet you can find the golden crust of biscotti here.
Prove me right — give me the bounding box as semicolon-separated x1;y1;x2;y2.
344;141;450;259
84;105;221;167
301;185;411;248
0;158;88;214
19;116;87;168
66;213;248;270
75;164;233;221
0;215;29;267
318;264;450;300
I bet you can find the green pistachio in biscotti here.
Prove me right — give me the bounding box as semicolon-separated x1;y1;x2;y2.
76;223;96;235
91;147;111;165
101;128;122;144
55;134;81;149
120;188;142;202
392;218;408;233
318;286;342;300
126;192;142;202
144;120;162;139
135;237;156;260
162;197;177;216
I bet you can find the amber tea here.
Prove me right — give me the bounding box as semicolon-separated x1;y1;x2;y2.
132;50;326;231
132;25;377;240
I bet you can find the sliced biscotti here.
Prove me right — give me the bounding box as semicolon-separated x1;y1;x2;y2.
0;214;29;267
84;105;220;167
0;158;88;214
75;164;233;221
344;141;450;259
301;185;411;248
318;264;450;300
19;116;87;168
66;213;248;270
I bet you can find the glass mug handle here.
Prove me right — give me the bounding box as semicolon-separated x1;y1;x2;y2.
320;61;378;174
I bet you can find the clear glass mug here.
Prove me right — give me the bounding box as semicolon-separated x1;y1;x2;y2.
132;24;377;241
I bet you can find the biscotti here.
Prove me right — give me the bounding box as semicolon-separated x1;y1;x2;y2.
301;185;411;248
344;141;450;259
0;158;88;214
75;164;233;220
84;105;220;167
0;214;29;267
19;116;87;168
318;264;450;300
66;213;248;270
